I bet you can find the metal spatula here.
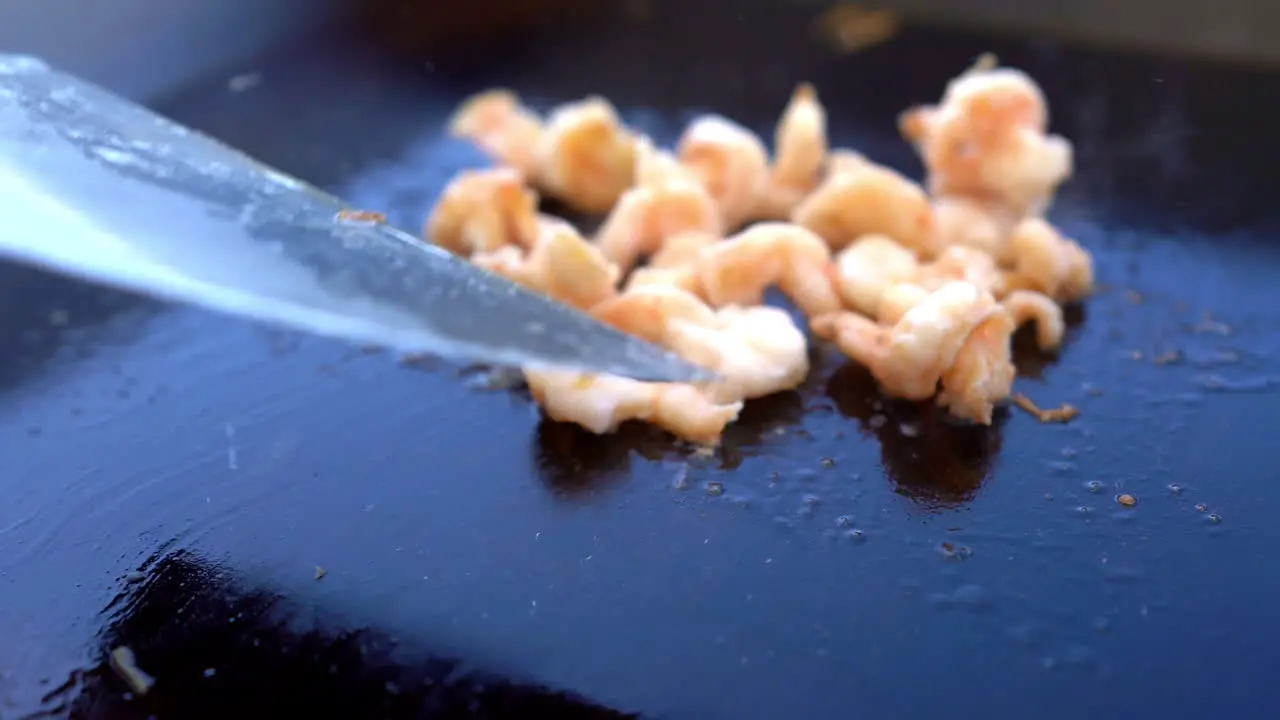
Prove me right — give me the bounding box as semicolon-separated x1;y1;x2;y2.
0;54;713;384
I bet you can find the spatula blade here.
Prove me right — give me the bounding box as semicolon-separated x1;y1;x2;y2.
0;54;714;384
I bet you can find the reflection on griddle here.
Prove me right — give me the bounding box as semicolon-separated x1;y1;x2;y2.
825;363;1006;509
57;551;640;719
0;262;159;397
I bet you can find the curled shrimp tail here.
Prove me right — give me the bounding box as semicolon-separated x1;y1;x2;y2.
811;311;890;372
1003;290;1065;351
936;309;1017;425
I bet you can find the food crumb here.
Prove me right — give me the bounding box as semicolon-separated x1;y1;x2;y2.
336;209;388;225
1125;290;1144;304
109;646;155;696
1116;493;1137;508
227;72;262;93
1124;350;1144;361
1191;312;1231;335
1011;393;1080;424
314;565;327;580
1153;350;1181;365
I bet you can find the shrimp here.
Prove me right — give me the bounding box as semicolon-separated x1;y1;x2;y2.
525;371;743;445
793;159;938;256
448;89;544;176
594;286;810;402
681;304;810;401
812;281;1016;424
758;83;830;220
676;115;771;229
696;222;842;317
525;287;737;443
1003;217;1093;302
424;168;540;256
623;231;717;294
931;195;1017;263
826;149;873;177
832;235;921;317
526;285;809;443
834;236;999;319
918;245;1003;295
1003;290;1066;351
472;217;620;311
534;96;638;213
633;136;701;188
595;145;722;273
900;60;1072;217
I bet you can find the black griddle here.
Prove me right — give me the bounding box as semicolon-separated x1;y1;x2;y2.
2;4;1279;719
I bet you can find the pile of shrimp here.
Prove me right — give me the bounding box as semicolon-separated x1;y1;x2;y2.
424;53;1093;444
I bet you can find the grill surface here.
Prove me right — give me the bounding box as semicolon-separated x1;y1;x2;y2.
2;6;1278;719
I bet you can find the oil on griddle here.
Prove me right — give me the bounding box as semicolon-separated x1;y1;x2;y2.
2;3;1277;720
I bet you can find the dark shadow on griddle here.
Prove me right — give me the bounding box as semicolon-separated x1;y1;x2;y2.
533;390;807;499
1012;302;1087;380
358;0;610;75
825;363;1007;510
50;550;641;720
0;263;161;398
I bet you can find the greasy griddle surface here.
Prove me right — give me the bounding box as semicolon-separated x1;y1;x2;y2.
2;8;1278;719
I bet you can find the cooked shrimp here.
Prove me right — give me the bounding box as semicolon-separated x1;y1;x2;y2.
918;245;1003;295
534;97;638;213
835;236;1003;321
678;304;810;401
424;168;540;256
1003;290;1065;351
650;230;719;268
793;160;938;256
472;217;620;311
633;136;701;188
525;370;743;445
526;285;809;443
876;282;931;325
826;149;873;177
594;286;810;402
812;281;1016;424
595;168;721;273
931;195;1017;263
758;83;830;220
448;89;544;176
1004;217;1093;302
696;222;842;317
900;61;1072;217
832;234;921;317
676;115;771;229
622;231;717;294
935;304;1018;424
